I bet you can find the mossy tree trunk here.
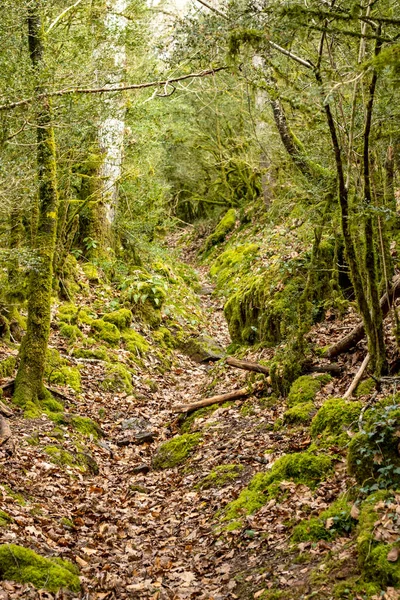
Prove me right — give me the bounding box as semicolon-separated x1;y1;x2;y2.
13;3;59;411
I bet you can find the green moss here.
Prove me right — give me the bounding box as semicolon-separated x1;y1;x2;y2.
59;324;83;343
57;303;78;325
91;319;120;345
153;433;202;469
210;243;259;293
48;366;81;392
82;262;100;282
203;209;237;252
311;397;361;447
44;445;96;473
0;544;80;593
101;363;132;393
292;496;355;542
103;308;132;330
72;346;108;360
152;327;176;349
357;491;400;587
121;329;149;355
223;452;333;523
197;464;244;489
42;394;64;414
356;377;376;397
283;401;314;424
332;578;380;599
60;517;75;529
0;510;13;527
287;374;331;406
1;485;26;506
0;356;16;379
70;416;103;439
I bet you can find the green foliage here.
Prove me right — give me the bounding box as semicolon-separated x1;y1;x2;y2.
103;308;133;330
287;374;331;406
292;496;355;542
347;403;400;490
101;363;132;393
0;544;80;593
91;319;120;346
222;452;333;523
283;401;314;424
152;433;202;469
197;464;244;489
311;398;361;445
0;356;16;379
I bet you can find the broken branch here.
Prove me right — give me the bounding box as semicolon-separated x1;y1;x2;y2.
343;353;370;398
173;384;263;413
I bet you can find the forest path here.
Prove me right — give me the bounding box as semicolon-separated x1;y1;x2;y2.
0;234;332;600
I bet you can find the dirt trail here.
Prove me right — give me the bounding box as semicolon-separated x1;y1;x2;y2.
0;241;344;600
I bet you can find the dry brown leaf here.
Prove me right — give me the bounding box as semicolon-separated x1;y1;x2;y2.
387;547;399;563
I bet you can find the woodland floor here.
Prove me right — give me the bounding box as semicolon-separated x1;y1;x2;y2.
0;232;392;600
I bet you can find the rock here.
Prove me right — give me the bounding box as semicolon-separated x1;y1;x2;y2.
131;463;150;474
181;334;225;363
116;431;155;446
199;285;214;296
121;417;151;431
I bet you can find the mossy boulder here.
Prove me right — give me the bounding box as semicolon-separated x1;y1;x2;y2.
101;363;132;393
357;491;400;587
57;303;78;325
0;510;13;527
44;349;81;392
311;398;361;446
72;346;108;360
91;319;120;346
181;334;224;363
82;262;100;282
0;356;16;379
287;374;331;407
197;464;244;489
292;496;355;542
121;329;149;355
222;452;333;524
103;308;133;330
356;377;376;397
347;403;400;486
59;323;83;343
203;209;237;253
283;402;314;425
153;433;202;469
0;544;80;593
44;446;98;474
70;416;103;440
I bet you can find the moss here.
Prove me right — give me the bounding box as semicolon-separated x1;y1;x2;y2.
287;374;331;406
42;394;64;414
60;517;75;529
70;416;103;439
311;397;362;447
0;356;16;379
152;327;176;349
44;445;96;473
82;262;100;282
1;485;26;506
91;319;120;345
283;401;314;424
210;243;259;293
59;323;82;343
101;363;132;393
57;303;78;325
197;464;244;489
357;491;400;587
292;496;355;542
103;308;132;330
121;329;149;355
72;345;108;360
332;578;380;599
48;366;81;391
0;510;13;527
203;209;237;252
356;377;376;397
223;452;333;523
180;334;224;362
0;544;80;593
153;433;202;469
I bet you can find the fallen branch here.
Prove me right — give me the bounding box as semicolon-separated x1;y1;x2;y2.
327;275;400;358
225;357;270;375
0;400;13;418
343;354;370;399
173;384;263;413
307;363;342;375
0;415;11;445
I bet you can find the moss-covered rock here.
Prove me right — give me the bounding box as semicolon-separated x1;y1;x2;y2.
103;308;132;330
210;243;259;293
57;303;78;325
59;323;83;343
283;402;314;425
72;346;108;360
197;464;244;489
222;452;333;524
311;398;361;445
82;262;100;282
121;329;149;355
356;377;376;397
101;363;132;393
153;433;202;469
0;544;80;593
357;491;400;587
0;510;13;527
203;209;237;253
0;356;16;379
292;496;355;542
181;334;224;363
44;445;97;474
91;319;120;346
70;416;103;439
44;349;81;392
287;374;331;406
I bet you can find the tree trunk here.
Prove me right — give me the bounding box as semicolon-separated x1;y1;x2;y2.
13;4;59;413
